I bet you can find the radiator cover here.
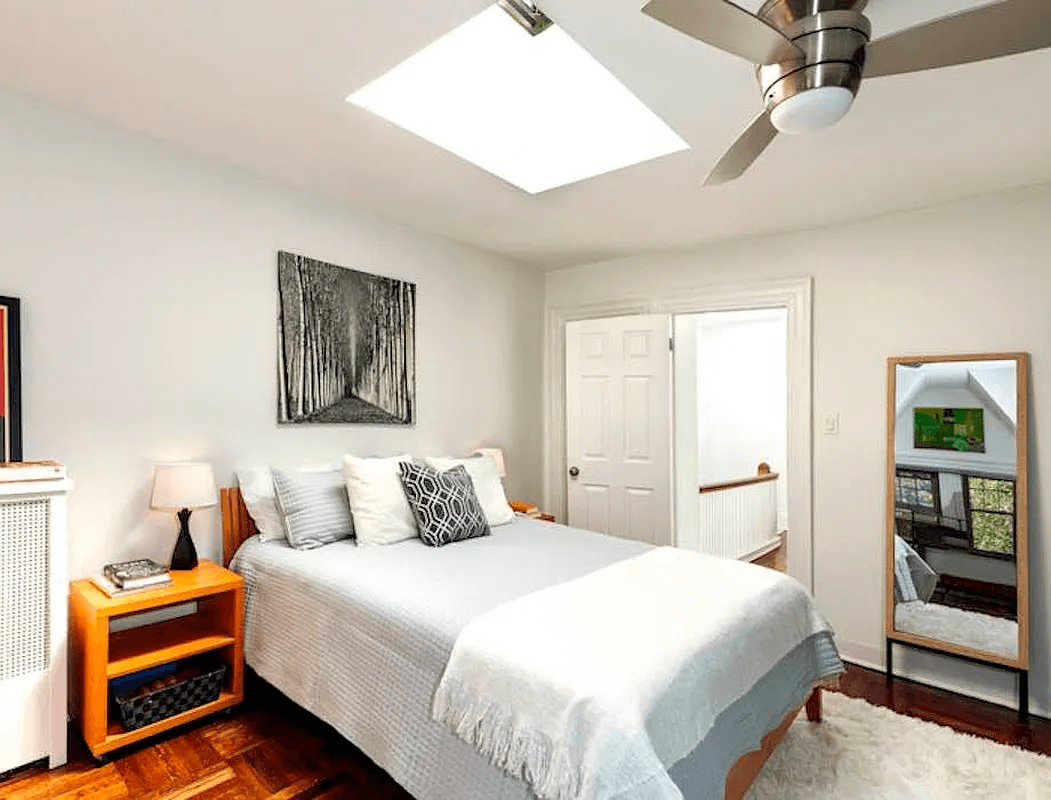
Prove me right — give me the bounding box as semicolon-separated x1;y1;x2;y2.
0;476;71;773
0;499;50;681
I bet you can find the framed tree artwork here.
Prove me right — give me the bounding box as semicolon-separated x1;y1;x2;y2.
277;252;416;425
0;296;22;462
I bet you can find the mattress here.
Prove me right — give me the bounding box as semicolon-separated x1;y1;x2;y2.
231;518;842;800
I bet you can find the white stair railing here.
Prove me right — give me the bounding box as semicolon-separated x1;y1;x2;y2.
695;463;780;560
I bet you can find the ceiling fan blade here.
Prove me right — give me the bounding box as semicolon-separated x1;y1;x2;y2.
642;0;804;65
704;110;778;186
866;0;1051;78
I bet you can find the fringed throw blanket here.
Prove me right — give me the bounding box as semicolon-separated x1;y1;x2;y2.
432;547;834;800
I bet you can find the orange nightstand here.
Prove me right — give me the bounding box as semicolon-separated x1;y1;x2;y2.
528;511;556;522
69;560;244;760
509;501;556;523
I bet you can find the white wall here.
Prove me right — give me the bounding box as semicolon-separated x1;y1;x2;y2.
925;548;1016;587
546;182;1051;715
0;91;544;579
694;309;787;528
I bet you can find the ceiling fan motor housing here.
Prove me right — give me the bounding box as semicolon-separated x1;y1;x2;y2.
756;0;871;125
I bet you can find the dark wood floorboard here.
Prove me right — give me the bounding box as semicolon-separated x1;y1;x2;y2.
3;664;1048;798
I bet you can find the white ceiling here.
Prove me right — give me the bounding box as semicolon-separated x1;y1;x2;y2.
1;0;1049;269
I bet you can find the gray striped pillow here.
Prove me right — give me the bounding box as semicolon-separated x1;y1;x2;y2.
272;467;354;550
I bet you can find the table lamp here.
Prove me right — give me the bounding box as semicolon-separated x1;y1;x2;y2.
150;462;218;570
472;448;506;477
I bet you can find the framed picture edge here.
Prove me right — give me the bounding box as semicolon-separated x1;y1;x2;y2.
0;295;22;462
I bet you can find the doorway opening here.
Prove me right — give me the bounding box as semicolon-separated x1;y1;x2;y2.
673;308;788;562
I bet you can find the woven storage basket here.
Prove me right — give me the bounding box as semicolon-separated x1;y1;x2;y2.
113;662;227;731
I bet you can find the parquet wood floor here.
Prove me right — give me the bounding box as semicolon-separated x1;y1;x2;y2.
0;671;412;800
3;664;1049;798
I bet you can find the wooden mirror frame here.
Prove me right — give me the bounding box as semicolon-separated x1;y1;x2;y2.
884;353;1029;678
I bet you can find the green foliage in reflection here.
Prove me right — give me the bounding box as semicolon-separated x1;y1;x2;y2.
969;477;1014;554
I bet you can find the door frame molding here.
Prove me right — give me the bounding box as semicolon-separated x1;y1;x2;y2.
543;277;814;591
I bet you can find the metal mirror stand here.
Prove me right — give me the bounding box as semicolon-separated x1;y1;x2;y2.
885;636;1028;720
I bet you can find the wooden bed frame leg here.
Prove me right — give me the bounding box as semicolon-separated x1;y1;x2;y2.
724;686;824;800
805;687;822;723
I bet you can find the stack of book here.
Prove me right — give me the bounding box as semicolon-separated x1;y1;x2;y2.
91;558;172;597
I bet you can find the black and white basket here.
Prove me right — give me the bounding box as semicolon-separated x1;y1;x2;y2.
112;662;227;731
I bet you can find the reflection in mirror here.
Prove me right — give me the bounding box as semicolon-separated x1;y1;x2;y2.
891;359;1019;660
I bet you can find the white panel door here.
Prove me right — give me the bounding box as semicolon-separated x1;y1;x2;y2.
565;315;672;545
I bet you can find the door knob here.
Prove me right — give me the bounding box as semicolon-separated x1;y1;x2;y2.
568;466;580;478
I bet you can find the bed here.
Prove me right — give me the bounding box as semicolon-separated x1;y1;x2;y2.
220;487;842;800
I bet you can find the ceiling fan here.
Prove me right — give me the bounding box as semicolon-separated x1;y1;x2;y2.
640;0;1051;184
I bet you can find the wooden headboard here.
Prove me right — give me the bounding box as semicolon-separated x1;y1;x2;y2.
220;487;257;566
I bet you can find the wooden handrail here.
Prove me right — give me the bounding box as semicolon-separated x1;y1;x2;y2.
699;462;779;494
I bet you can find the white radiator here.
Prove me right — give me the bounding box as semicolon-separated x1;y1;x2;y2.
696;478;779;560
0;474;71;773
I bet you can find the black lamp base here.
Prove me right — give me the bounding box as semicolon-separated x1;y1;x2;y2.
170;507;199;570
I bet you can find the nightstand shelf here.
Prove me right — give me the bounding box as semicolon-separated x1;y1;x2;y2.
107;618;236;678
102;690;240;749
69;560;244;759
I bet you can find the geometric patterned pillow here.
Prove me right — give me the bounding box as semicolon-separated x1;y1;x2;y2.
398;462;490;547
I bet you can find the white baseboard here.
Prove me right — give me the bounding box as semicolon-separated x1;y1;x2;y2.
838;640;883;670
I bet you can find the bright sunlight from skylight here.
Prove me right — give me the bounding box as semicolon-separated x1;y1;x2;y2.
347;4;689;194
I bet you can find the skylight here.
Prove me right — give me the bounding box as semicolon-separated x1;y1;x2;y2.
347;4;689;194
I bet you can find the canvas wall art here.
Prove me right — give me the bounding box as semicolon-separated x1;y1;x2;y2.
0;296;22;462
914;407;985;453
277;252;416;425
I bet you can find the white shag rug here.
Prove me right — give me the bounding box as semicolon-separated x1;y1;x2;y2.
746;692;1051;800
895;601;1018;659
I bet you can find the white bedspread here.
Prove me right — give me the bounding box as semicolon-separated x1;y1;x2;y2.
432;546;832;800
232;519;652;800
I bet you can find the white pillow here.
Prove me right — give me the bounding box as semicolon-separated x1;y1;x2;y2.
425;455;514;526
342;455;417;546
236;464;337;543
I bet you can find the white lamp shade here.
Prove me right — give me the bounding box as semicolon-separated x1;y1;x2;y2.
472;448;507;478
150;463;219;510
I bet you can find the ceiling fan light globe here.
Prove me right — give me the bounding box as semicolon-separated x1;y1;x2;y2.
769;86;854;134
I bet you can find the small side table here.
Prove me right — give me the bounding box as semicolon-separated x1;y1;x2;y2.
69;560;244;760
526;511;556;522
509;501;556;523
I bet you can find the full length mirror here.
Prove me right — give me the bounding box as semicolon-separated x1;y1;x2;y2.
886;353;1028;668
